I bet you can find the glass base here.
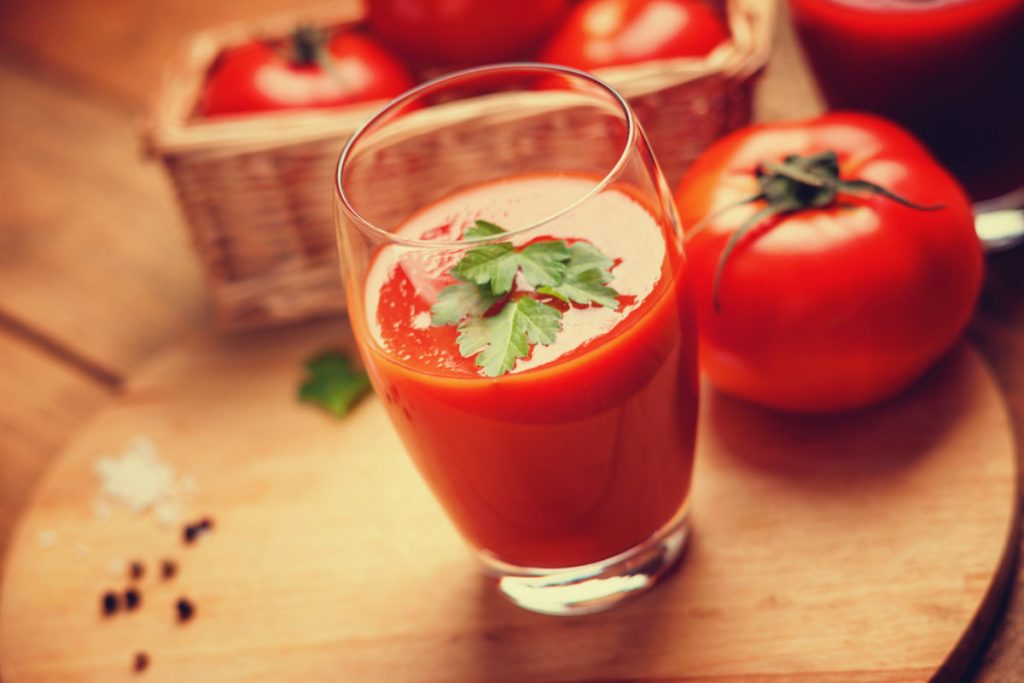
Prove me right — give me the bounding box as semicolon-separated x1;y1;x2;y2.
974;186;1024;253
477;508;690;616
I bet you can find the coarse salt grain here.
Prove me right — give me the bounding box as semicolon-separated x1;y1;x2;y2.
94;437;196;525
36;530;58;548
153;501;182;528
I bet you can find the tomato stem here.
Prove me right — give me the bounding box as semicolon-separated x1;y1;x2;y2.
837;179;944;211
761;161;826;188
291;26;323;65
711;199;797;312
695;150;946;313
686;192;765;240
288;25;354;94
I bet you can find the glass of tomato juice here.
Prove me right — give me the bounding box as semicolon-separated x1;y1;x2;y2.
788;0;1024;203
334;64;699;615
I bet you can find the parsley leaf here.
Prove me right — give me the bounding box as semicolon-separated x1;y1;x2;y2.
538;268;620;310
565;241;615;280
464;220;506;239
518;241;571;288
298;351;371;418
432;220;621;376
431;282;499;325
538;241;620;308
451;243;519;295
456;297;562;377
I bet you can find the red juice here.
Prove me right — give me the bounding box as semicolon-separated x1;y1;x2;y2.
788;0;1024;200
348;174;699;569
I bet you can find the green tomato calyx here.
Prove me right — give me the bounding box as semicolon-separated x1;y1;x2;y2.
690;150;945;313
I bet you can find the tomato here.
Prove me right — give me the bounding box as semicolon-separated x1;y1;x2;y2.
540;0;729;71
198;29;414;117
367;0;569;67
674;112;983;413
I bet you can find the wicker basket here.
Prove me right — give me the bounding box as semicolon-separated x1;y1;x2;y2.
146;0;776;328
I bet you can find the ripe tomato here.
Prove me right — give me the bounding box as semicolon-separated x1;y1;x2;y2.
367;0;569;66
198;29;414;117
674;112;983;413
540;0;729;71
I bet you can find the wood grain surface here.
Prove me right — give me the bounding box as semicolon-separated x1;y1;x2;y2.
1;0;1023;680
0;57;207;375
0;322;1017;682
0;330;111;552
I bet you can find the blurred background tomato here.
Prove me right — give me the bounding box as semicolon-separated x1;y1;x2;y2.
199;29;414;116
368;0;570;66
541;0;729;70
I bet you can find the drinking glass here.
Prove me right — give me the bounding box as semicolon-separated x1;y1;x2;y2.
787;0;1024;204
334;64;698;615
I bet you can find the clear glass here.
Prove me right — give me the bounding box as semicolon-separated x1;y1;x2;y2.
334;64;699;615
787;0;1024;204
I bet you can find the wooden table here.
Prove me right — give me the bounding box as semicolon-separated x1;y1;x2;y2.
0;1;1021;679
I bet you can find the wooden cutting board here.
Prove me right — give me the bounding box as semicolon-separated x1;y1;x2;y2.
0;321;1018;683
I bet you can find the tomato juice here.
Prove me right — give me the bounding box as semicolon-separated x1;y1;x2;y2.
788;0;1024;201
348;174;698;569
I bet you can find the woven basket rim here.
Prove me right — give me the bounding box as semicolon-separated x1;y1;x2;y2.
145;0;777;157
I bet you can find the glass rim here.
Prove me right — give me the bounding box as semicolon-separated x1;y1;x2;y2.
334;62;637;250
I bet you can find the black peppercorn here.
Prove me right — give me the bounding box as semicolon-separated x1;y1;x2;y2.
160;559;177;580
133;651;149;672
176;597;195;622
124;588;141;610
101;591;119;616
182;516;214;544
129;561;145;580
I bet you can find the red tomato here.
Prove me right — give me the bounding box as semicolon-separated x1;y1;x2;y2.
198;30;414;117
367;0;569;66
674;112;983;413
541;0;729;70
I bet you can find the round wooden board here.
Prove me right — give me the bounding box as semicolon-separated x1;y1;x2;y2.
1;321;1018;683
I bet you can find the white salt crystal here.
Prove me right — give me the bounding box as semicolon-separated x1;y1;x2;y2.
36;530;58;548
153;500;182;528
95;437;175;512
94;436;197;524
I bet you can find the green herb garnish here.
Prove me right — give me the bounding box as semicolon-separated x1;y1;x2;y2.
537;241;619;308
430;220;620;377
298;350;371;417
430;282;499;326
